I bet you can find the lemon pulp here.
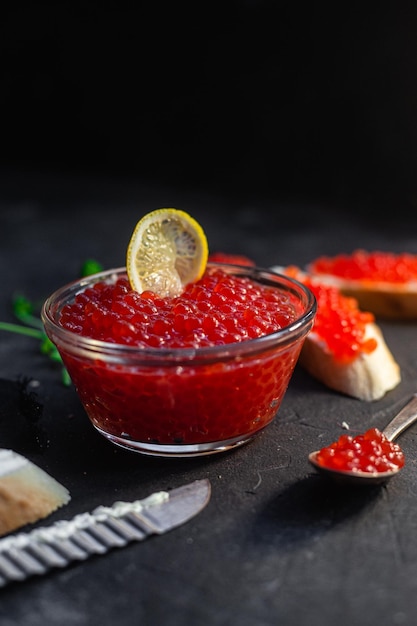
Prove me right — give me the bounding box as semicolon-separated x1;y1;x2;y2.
126;208;209;297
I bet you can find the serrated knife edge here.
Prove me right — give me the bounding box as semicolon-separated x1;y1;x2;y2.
0;478;211;587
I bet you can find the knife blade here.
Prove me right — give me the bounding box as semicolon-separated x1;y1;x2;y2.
0;478;211;587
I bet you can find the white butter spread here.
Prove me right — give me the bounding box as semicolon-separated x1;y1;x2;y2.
0;449;28;476
0;490;169;552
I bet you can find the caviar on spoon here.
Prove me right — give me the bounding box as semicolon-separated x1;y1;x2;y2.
309;394;417;485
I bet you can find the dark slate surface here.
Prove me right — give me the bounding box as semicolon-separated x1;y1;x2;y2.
0;170;417;625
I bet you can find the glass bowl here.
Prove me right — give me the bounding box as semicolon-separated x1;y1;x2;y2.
41;264;316;457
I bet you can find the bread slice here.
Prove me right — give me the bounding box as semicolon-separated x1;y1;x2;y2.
298;322;401;401
0;449;71;537
304;273;417;320
307;251;417;319
272;265;401;401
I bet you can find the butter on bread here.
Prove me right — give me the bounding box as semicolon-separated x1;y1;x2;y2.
0;449;70;537
271;265;401;401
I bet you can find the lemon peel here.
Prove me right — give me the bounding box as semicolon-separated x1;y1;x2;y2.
126;208;208;298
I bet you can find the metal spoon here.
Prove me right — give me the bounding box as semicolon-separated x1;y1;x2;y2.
309;393;417;485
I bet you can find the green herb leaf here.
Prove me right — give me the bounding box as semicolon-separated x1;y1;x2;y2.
0;259;103;385
12;294;44;329
81;259;103;277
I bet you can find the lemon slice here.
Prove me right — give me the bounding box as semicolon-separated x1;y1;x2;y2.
126;208;209;297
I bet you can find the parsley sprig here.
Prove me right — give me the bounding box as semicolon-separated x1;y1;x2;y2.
0;259;103;385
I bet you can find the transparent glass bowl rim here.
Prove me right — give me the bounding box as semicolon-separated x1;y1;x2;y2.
41;264;317;364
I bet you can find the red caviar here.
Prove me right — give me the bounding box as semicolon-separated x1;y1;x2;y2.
316;428;405;474
208;252;256;267
60;268;301;347
49;266;314;452
311;250;417;284
303;278;376;363
284;267;377;363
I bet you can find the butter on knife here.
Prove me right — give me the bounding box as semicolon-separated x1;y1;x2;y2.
0;478;211;587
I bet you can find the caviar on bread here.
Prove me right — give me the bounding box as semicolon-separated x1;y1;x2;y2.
307;250;417;320
272;265;401;401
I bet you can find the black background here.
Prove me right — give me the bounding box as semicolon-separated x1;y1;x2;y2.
2;1;417;208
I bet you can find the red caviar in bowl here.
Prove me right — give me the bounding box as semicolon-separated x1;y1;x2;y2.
316;428;405;474
60;269;300;347
43;264;316;456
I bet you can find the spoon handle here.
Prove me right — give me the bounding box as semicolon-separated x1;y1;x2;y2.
382;394;417;442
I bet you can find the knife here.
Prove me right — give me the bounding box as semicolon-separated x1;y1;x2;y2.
0;478;211;587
